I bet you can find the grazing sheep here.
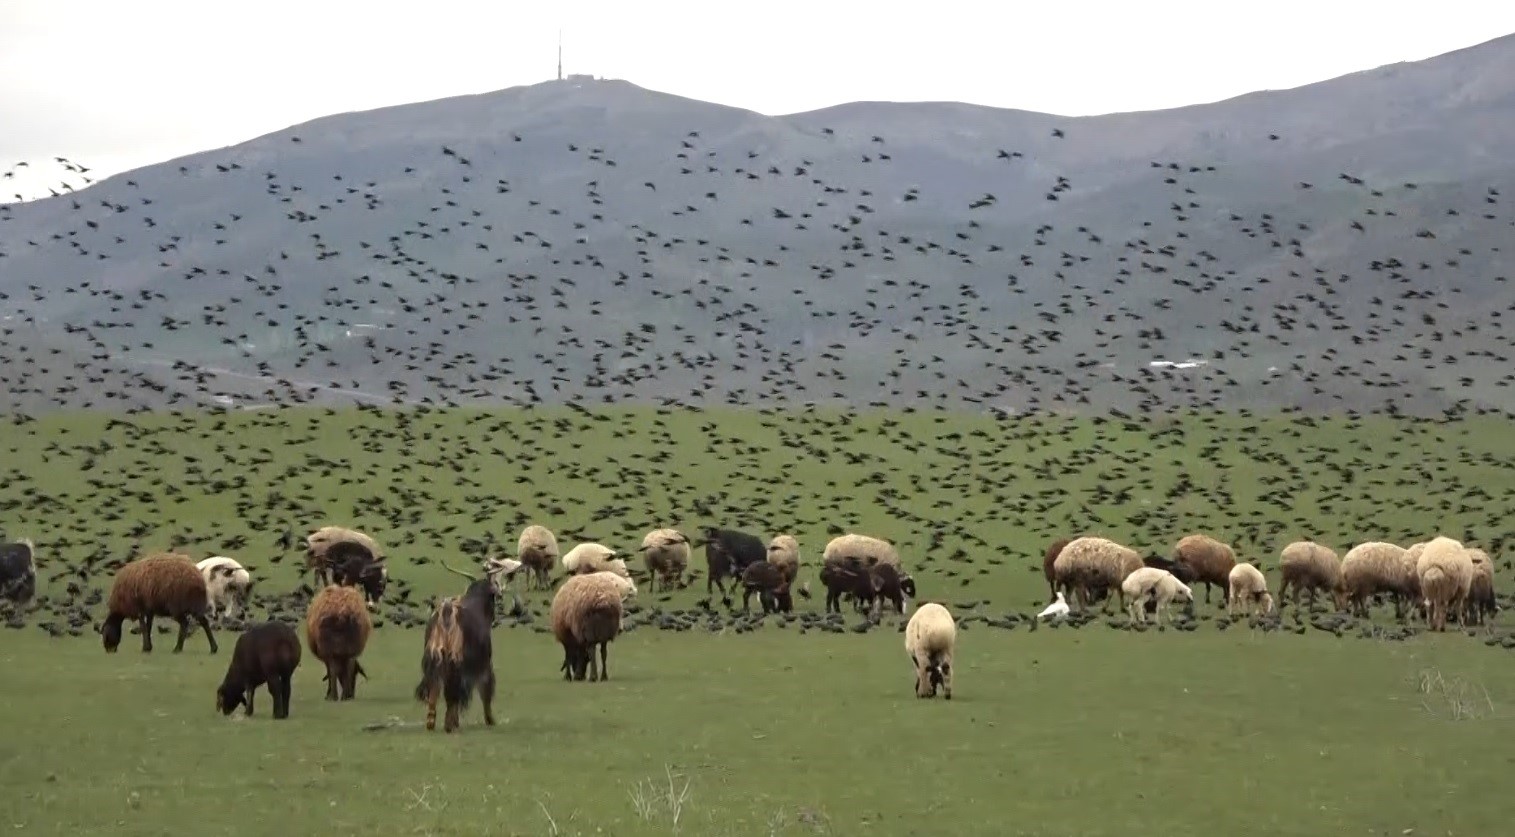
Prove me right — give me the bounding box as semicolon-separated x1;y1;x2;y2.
1464;548;1497;627
1041;537;1077;599
1341;542;1417;619
1120;567;1194;625
1141;554;1197;584
1052;536;1145;613
870;561;916;616
702;527;767;598
197;556;253;624
551;571;634;682
766;535;802;585
640;528;691;592
305;584;372;700
819;556;875;614
0;539;37;609
322;540;389;608
516;525;559;591
102;553;219;655
305;527;384;588
904;603;956;700
1170;534;1237;605
415;558;522;733
561;542;629;579
823;533;901;568
1415;536;1475;632
1277;541;1345;611
740;560;792;614
215;621;301;719
1227;563;1274;617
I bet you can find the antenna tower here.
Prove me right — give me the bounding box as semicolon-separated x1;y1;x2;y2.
557;30;563;81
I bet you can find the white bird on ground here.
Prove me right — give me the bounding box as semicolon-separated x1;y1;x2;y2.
1037;591;1070;621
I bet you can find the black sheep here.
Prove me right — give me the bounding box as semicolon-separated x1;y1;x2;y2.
702;527;766;599
216;621;302;719
740;561;793;614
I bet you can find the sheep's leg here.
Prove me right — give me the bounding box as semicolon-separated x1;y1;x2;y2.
195;614;218;654
424;680;440;730
140;615;154;653
599;642;609;682
245;686;256;716
171;615;192;653
271;677;288;719
324;660;340;701
587;643;600;682
480;668;497;726
942;662;952;700
342;659;358;700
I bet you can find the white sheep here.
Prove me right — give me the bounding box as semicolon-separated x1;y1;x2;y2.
197;556;253;623
561;543;629;579
903;602;955;700
1227;563;1273;617
1053;536;1145;613
1415;536;1475;632
822;533;900;568
1120;566;1193;625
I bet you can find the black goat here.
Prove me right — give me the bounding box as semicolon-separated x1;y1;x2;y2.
414;558;520;733
701;527;766;599
329;541;388;606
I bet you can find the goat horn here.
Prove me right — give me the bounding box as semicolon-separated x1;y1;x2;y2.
439;561;478;581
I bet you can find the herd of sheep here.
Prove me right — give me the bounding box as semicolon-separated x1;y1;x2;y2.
0;523;1498;730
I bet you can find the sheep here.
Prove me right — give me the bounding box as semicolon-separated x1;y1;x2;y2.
550;571;633;682
415;558;522;733
1041;537;1075;599
305;584;372;700
1227;563;1274;617
1051;536;1145;613
516;524;559;591
640;528;691;592
702;527;767;598
870;561;916;616
766;535;802;585
561;542;629;579
0;539;37;610
1415;536;1475;632
740;560;792;614
197;557;254;624
102;553;219;655
305;526;384;588
1120;567;1194;625
823;533;901;568
323;540;389;608
904;602;956;700
1170;534;1237;605
1464;548;1497;627
1340;542;1417;619
820;556;875;614
1277;541;1345;611
215;621;301;719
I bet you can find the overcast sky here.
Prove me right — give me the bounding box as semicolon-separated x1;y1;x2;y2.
3;0;1514;196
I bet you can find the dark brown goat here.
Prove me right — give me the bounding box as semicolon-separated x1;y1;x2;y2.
740;561;793;614
216;621;301;719
327;541;388;606
414;559;519;733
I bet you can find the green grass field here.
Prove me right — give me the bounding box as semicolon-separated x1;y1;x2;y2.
3;406;1515;835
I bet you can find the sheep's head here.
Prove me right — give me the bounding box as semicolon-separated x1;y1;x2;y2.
1259;592;1275;614
216;683;245;716
899;574;917;599
100;616;123;653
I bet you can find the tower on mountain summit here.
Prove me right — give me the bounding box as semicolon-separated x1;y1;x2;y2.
557;29;563;81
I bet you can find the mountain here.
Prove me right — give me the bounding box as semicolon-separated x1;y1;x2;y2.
2;34;1514;416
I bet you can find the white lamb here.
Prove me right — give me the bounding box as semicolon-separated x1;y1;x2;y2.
196;556;253;623
1120;567;1193;626
903;602;956;700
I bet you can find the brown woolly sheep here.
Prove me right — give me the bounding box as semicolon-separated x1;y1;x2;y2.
305;585;373;701
305;526;384;587
516;524;559;591
551;572;634;682
1416;536;1475;632
766;535;802;585
1465;548;1497;627
102;553;219;655
1341;542;1417;619
640;528;692;592
1051;536;1144;613
740;560;793;614
1277;541;1346;611
216;621;301;719
1042;537;1075;600
1170;534;1237;605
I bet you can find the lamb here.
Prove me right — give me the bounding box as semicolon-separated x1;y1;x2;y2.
740;560;792;614
197;556;254;624
1464;547;1497;627
561;542;630;579
1051;536;1145;613
701;527;767;598
904;602;956;700
415;558;522;733
215;621;301;719
1120;567;1194;625
1415;536;1475;632
820;556;874;614
1170;534;1237;605
305;583;373;700
1340;542;1417;619
1276;541;1345;611
101;553;219;655
869;561;915;616
640;528;691;592
550;571;634;682
766;535;802;585
305;526;384;588
1227;562;1274;617
0;539;37;609
516;524;559;591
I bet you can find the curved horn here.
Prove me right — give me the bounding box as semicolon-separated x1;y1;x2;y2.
439;560;478;581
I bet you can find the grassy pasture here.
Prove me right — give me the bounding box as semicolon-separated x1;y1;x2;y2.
2;406;1515;835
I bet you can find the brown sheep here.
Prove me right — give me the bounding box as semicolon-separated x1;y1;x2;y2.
1042;537;1075;600
305;585;372;701
102;553;219;655
1464;548;1497;627
1051;537;1145;613
551;572;633;682
1170;534;1237;605
740;560;793;614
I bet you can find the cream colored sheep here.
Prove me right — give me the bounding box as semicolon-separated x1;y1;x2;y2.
517;524;559;591
1227;563;1273;617
640;528;691;592
1415;536;1475;632
561;543;629;579
1120;566;1194;625
1052;536;1145;613
1277;541;1344;611
1341;542;1418;619
822;533;899;568
766;535;802;584
903;602;955;700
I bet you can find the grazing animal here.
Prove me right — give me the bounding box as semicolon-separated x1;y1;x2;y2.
1121;567;1194;625
1041;537;1076;599
215;621;301;719
904;602;956;700
550;571;634;682
516;524;559;591
766;535;802;585
561;542;629;578
325;540;388;607
305;526;384;588
819;555;875;614
305;584;372;700
1227;563;1274;617
101;553;219;654
702;527;766;598
0;539;37;609
1276;541;1345;611
1341;542;1417;619
870;561;915;616
640;528;691;592
740;560;792;613
1052;536;1144;613
1464;548;1497;627
197;556;253;623
1170;534;1237;605
415;558;522;733
1415;536;1475;632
